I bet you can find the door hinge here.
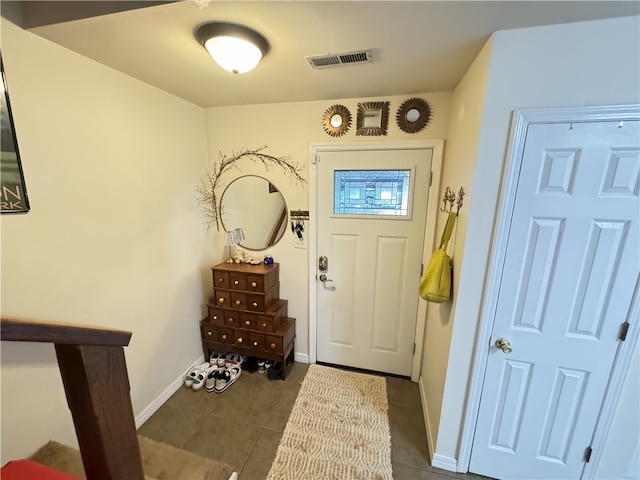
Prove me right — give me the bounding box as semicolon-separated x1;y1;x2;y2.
620;321;630;341
584;446;593;463
420;263;424;277
429;171;433;186
413;343;416;355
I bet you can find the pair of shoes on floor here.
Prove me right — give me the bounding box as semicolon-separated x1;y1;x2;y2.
205;365;241;393
184;362;210;391
257;359;273;374
210;352;246;368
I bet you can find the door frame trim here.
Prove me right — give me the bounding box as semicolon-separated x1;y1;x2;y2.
309;140;444;381
458;104;640;476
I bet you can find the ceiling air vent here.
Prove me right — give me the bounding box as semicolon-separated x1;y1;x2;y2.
305;49;373;69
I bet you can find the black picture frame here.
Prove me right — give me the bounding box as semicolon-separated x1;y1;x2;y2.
1;53;30;213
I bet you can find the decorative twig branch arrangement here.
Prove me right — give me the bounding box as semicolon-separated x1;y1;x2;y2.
440;186;465;214
197;146;306;231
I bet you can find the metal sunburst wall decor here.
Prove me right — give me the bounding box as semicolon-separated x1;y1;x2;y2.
356;101;389;136
396;97;432;134
322;104;352;137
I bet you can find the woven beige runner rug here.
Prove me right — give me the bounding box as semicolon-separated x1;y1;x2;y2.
266;364;392;480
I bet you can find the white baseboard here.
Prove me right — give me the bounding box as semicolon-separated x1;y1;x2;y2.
418;376;436;464
294;352;310;364
135;355;204;428
419;376;459;473
431;453;458;472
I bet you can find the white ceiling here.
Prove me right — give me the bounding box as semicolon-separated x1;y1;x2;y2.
9;0;640;108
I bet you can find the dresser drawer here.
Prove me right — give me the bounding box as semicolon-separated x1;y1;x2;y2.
256;299;288;332
231;292;248;310
229;272;247;291
223;311;240;327
268;317;296;353
207;306;225;325
215;290;231;307
212;270;230;289
201;322;216;340
265;335;283;353
234;330;249;348
240;312;257;330
249;332;265;350
215;327;234;344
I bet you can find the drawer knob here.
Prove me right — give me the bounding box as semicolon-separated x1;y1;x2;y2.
251;281;257;287
235;300;241;306
261;322;267;328
213;315;218;320
218;298;225;304
252;302;259;308
270;342;277;349
218;278;224;283
234;280;239;285
253;341;258;346
237;337;243;344
244;320;250;326
207;331;212;336
221;334;227;340
227;318;234;323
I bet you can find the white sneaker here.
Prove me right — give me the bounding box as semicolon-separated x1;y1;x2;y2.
184;362;210;388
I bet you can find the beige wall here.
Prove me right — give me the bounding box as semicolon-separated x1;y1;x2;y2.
0;19;212;462
433;15;640;470
419;37;492;454
203;93;453;359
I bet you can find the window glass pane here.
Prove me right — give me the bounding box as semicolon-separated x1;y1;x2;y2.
333;169;411;216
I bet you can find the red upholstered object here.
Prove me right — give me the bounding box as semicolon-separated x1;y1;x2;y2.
1;459;80;480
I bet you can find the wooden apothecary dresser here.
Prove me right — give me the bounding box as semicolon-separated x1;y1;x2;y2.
201;262;296;380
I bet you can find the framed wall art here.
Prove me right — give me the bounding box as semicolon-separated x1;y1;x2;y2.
356;101;389;136
1;54;30;213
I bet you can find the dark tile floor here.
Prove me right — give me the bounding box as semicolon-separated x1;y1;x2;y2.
138;362;485;480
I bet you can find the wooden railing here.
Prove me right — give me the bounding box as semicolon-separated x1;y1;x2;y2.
1;317;144;480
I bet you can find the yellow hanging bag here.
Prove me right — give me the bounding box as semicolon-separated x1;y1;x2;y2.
419;212;457;303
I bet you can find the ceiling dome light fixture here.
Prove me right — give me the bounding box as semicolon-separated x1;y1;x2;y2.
195;22;270;74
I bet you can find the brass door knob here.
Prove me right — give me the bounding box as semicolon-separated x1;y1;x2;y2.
495;338;512;354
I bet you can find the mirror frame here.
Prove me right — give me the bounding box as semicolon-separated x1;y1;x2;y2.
396;97;432;134
356;101;389;136
322;104;352;137
220;175;288;251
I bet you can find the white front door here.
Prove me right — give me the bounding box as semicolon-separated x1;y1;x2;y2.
470;119;640;479
315;148;432;376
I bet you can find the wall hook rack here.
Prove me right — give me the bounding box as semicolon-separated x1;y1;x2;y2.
440;186;465;214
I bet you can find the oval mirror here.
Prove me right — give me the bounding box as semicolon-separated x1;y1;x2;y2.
220;176;288;250
406;108;420;123
330;113;343;128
